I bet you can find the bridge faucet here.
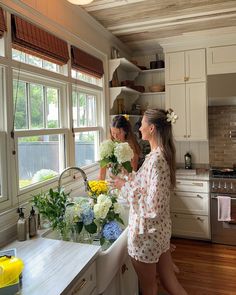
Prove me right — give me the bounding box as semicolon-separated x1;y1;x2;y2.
58;166;91;193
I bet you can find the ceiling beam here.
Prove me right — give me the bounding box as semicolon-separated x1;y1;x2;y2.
108;8;236;34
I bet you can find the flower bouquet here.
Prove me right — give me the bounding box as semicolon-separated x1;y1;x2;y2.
99;139;134;176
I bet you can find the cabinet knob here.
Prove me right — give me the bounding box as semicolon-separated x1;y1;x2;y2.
184;135;187;138
184;77;189;82
187;135;190;138
121;263;128;274
197;217;204;222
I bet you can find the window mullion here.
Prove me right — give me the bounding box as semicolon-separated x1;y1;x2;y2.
44;86;47;128
26;83;30;129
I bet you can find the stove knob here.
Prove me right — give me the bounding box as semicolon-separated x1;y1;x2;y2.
224;182;227;189
212;181;215;189
218;182;221;189
231;183;234;190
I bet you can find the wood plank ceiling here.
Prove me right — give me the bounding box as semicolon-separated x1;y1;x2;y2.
81;0;236;53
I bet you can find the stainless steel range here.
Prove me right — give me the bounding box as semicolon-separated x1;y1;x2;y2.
211;168;236;246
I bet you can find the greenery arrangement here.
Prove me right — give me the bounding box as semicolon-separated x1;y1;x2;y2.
32;180;124;246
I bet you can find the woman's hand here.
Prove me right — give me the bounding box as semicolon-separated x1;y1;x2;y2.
108;174;126;190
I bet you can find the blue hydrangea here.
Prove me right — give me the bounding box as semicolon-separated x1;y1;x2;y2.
102;221;122;241
81;205;94;225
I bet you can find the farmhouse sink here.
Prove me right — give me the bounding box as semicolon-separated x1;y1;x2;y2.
42;201;129;294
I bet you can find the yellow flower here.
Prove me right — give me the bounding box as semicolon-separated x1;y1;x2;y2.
88;180;108;196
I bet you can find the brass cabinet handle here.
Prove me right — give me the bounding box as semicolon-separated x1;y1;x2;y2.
187;135;190;138
184;76;189;82
73;278;87;294
196;194;203;198
197;217;204;222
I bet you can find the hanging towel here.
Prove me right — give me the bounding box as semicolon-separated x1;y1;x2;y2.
217;196;231;221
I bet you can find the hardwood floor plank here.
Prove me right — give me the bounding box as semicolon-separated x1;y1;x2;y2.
158;238;236;294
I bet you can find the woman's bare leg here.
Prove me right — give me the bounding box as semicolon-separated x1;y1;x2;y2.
130;257;157;295
157;250;188;295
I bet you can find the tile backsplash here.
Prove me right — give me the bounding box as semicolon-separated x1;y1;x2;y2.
208;105;236;167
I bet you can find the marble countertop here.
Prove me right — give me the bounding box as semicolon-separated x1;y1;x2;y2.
3;233;101;295
176;168;210;181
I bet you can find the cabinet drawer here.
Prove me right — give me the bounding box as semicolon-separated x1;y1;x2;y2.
175;179;209;193
207;44;236;74
170;191;209;215
70;262;96;295
171;213;210;239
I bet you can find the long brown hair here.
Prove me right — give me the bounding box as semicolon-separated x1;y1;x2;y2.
110;115;141;156
144;108;176;188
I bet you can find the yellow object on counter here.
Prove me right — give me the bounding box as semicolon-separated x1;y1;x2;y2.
0;256;24;288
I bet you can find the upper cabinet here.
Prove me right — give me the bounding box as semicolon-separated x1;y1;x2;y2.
207;44;236;75
166;83;208;141
165;49;206;85
165;48;208;141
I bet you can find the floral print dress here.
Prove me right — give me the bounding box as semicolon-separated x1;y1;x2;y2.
121;147;171;263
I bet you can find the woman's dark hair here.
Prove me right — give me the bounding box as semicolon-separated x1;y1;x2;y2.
110;115;141;156
144;108;176;188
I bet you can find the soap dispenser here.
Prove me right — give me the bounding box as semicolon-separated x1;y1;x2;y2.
17;208;27;241
29;206;37;238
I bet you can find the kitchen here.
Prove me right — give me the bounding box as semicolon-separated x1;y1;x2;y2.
1;1;236;295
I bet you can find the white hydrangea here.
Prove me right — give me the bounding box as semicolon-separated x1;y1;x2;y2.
99;139;114;159
114;142;134;164
94;194;113;219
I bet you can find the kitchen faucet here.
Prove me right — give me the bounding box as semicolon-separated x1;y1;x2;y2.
58;166;91;193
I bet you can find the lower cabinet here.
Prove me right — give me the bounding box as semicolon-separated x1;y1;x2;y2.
68;261;97;295
102;255;139;295
170;179;210;239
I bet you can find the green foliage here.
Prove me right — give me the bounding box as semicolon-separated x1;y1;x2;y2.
32;188;71;236
122;161;132;173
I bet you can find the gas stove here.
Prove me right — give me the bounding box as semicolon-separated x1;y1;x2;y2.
210;168;236;194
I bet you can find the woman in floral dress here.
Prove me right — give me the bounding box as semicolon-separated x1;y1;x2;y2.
111;109;187;295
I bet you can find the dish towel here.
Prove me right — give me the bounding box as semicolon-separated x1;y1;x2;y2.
217;196;231;221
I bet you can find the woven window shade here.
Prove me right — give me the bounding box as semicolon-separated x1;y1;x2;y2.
11;15;69;65
71;45;104;78
0;7;7;38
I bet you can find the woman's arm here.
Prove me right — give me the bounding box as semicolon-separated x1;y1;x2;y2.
98;166;106;180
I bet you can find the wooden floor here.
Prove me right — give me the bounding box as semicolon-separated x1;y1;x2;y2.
159;238;236;295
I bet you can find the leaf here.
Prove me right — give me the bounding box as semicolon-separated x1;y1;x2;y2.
75;222;83;234
84;222;97;234
115;216;124;225
122;161;132;173
99;158;110;168
100;236;105;245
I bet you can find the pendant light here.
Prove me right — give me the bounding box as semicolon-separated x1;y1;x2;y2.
67;0;94;5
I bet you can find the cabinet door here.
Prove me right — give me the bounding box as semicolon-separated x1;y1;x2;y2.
171;213;210;239
207;44;236;75
186;82;208;140
166;84;187;140
165;52;185;84
185;49;206;83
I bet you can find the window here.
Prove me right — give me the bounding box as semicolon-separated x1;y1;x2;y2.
72;87;101;167
0;133;8;203
13;73;67;190
12;49;60;73
72;69;102;87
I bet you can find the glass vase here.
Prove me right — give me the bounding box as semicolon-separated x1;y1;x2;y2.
72;226;93;244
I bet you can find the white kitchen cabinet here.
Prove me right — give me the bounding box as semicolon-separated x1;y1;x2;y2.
166;82;208;141
101;255;138;295
207;44;236;74
165;49;206;84
68;261;97;295
170;179;210;240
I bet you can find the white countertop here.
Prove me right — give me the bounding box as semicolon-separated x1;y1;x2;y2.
3;234;101;295
176;168;209;181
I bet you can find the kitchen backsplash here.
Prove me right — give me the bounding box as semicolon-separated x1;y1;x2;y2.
209;105;236;167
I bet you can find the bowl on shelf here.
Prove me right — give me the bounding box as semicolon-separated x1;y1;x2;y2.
149;84;165;92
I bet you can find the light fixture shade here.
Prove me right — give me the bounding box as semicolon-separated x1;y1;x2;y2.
67;0;94;5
